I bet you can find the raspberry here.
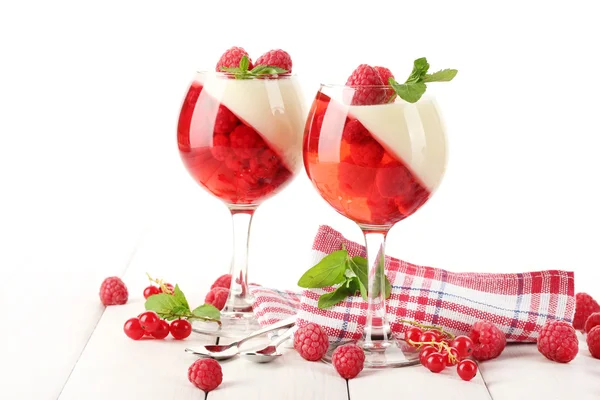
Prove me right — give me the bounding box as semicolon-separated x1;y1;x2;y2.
374;66;396;102
216;46;252;72
469;321;506;361
573;293;600;330
229;124;264;158
188;358;223;392
214;105;239;135
338;157;376;196
537;320;579;363
349;138;384;167
224;153;243;172
255;49;292;73
395;184;429;216
331;344;365;379
257;148;281;172
211;274;232;290
99;277;128;306
345;64;386;105
586;325;600;359
375;162;416;198
585;312;600;333
211;133;230;161
367;189;402;225
342;119;370;144
205;287;229;310
294;323;329;361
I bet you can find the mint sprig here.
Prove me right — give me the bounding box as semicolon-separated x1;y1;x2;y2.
298;244;392;309
145;284;220;323
220;55;288;79
390;57;457;103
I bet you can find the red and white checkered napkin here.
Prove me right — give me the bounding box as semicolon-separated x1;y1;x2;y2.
250;225;575;343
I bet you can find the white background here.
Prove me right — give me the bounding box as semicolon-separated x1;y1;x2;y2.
1;1;600;397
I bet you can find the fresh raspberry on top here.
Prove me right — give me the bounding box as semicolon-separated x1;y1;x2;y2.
469;321;506;361
188;358;223;392
211;133;230;161
214;105;239;135
216;46;253;72
586;325;600;359
99;277;128;306
345;64;386;105
332;344;365;379
211;274;232;290
537;320;579;363
374;66;396;102
350;138;384;167
342;119;370;144
255;49;292;73
294;323;329;361
229;124;264;158
573;293;600;330
585;312;600;333
205;287;229;311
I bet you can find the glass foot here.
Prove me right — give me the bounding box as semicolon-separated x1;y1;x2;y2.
191;312;260;338
322;338;420;368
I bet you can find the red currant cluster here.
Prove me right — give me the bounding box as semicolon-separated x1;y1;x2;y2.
405;325;478;381
123;311;192;341
143;273;174;299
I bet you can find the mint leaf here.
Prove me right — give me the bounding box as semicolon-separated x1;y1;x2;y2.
385;275;392;299
371;259;392;299
173;284;190;313
239;55;250;72
298;250;348;288
145;293;186;317
423;69;458;82
192;304;221;321
348;256;368;301
390;80;427;103
406;57;430;83
318;285;352;309
346;277;361;295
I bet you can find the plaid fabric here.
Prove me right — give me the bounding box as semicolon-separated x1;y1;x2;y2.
250;285;301;326
251;225;576;343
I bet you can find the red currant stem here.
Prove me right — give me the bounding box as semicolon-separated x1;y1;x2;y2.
399;319;456;339
407;340;459;362
146;273;173;295
157;311;221;326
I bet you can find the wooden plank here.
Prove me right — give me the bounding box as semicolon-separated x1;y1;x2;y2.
348;359;492;400
208;336;348;400
479;334;600;400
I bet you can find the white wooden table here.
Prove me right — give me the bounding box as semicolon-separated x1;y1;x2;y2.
3;222;600;400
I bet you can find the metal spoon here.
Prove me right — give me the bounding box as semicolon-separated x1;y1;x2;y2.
184;316;295;360
240;327;295;363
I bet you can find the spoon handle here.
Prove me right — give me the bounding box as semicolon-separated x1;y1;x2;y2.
238;315;296;346
271;326;296;348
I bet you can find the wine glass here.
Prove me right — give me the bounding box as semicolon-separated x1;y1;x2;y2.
177;71;305;337
303;84;448;366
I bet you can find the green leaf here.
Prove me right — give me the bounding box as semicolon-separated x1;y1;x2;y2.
423;69;458;82
348;256;368;301
250;65;268;74
173;284;191;313
318;285;352;309
385;276;392;299
145;293;186;316
406;57;430;83
298;250;348;288
239;55;250;72
390;80;427;103
346;277;361;295
192;304;221;321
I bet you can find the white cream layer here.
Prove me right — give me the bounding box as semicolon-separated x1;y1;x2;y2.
194;73;305;171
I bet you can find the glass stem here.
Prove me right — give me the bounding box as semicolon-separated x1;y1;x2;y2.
222;209;255;316
361;229;392;349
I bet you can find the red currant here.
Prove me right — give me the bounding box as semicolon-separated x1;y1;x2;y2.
160;283;174;295
405;327;423;346
457;359;478;381
442;347;460;366
425;353;446;373
151;319;170;339
123;318;144;340
143;285;160;299
138;311;160;333
170;319;192;340
451;335;474;359
419;345;437;366
420;330;442;344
